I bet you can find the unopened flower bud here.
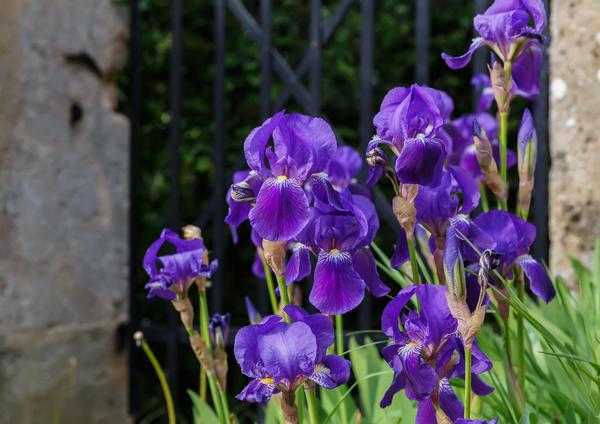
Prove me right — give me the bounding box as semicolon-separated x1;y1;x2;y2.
488;60;512;113
392;195;417;236
245;296;262;324
133;331;144;347
366;146;387;168
444;228;466;300
262;239;286;277
230;181;255;203
182;224;202;240
517;109;537;217
209;313;230;349
473;120;508;201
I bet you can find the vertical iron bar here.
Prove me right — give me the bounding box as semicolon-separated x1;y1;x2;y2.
128;0;141;416
167;0;182;409
532;0;550;262
212;0;226;313
258;0;272;313
358;0;375;329
309;0;321;114
472;0;487;109
415;0;430;84
260;0;272;121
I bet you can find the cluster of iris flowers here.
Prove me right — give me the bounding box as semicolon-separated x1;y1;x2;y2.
137;1;554;423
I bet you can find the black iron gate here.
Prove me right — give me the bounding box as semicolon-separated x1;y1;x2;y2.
127;0;550;418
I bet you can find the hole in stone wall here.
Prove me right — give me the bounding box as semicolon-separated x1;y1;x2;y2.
70;102;84;127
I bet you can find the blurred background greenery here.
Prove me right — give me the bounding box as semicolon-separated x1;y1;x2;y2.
118;1;504;422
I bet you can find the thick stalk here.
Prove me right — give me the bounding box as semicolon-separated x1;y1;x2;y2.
464;345;473;419
407;236;421;284
480;183;490;212
335;314;344;356
499;110;509;211
139;337;176;424
305;388;320;424
516;274;526;395
276;275;291;322
335;315;348;423
200;367;207;400
261;256;280;314
199;290;229;423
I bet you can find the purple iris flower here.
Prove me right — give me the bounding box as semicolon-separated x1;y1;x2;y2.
326;146;365;193
370;84;453;187
451;210;556;302
143;229;218;300
380;285;493;422
234;305;350;403
289;189;389;314
241;111;337;242
445;113;516;181
442;0;546;97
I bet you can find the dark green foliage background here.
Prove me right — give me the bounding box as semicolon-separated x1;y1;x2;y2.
120;1;485;421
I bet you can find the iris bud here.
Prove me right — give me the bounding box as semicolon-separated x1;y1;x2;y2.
366;146;387;168
517;109;537;217
230;181;255;203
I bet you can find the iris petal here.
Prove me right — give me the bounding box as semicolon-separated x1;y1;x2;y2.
351;248;390;297
249;177;310;242
309;250;366;315
442;38;485;69
309;355;351;389
395;138;446;186
236;378;277;404
515;255;556;302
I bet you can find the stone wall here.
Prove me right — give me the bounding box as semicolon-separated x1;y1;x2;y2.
0;1;129;422
549;1;600;285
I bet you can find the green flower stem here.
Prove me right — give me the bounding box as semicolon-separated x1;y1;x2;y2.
464;345;473;419
516;274;526;395
499;110;509;211
335;314;349;424
276;275;291;322
480;183;490;212
261;256;280;315
137;335;176;424
199;290;229;423
305;388;320;424
335;314;344;356
407;236;421;284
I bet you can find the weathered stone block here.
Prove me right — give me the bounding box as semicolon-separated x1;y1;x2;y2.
0;0;129;422
549;0;600;286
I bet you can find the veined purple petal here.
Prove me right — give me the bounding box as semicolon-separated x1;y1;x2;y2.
515;255;555;302
401;344;437;401
448;165;481;214
234;315;282;378
352;248;390;297
236;378;277;404
243;111;285;176
309;250;366;314
380;372;407;408
284;305;334;362
442;38;485;69
415;398;437;424
310;355;351;389
415;285;458;346
512;43;542;97
285;243;312;283
395;138;446;186
258;322;317;383
381;285;419;339
438;378;464;422
249;177;310;242
390;229;409;268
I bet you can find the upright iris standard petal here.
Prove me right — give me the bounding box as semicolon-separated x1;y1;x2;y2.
512;43;542;97
258;322;317;382
285;243;312;283
395;138;446;186
234;315;282;377
283;305;334;361
310;250;366;315
515;255;556;302
351;248;390;297
243;111;286;176
249;177;310;241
